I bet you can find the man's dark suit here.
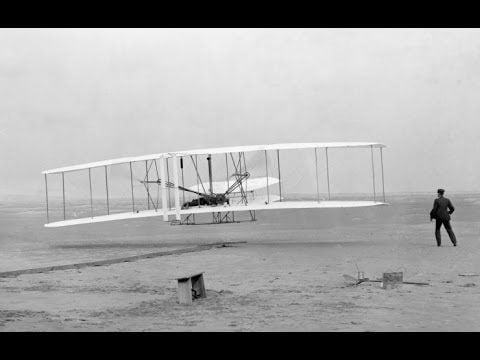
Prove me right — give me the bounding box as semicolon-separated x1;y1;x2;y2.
430;197;457;246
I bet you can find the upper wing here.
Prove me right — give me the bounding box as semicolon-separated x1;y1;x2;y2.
42;142;385;175
170;142;385;157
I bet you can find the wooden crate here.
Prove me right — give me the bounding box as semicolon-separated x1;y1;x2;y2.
382;272;403;289
175;272;206;305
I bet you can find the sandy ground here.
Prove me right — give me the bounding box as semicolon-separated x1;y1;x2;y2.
1;194;480;331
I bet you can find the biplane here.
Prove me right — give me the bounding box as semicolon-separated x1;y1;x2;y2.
42;142;387;227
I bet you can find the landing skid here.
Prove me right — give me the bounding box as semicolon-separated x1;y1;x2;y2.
170;210;256;225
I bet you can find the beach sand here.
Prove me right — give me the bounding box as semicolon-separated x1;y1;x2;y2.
1;194;479;331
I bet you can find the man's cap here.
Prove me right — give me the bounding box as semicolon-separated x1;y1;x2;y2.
437;188;445;194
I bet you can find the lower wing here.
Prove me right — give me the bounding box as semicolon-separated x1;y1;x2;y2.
45;198;387;228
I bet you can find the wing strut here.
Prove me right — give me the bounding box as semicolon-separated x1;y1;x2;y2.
314;148;320;203
225;153;230;190
277;150;282;202
370;145;376;202
159;155;168;221
145;161;150;210
172;154;181;221
129;162;135;213
44;174;49;223
153;159;160;208
380;147;386;202
195;155;200;207
62;172;66;219
88;168;93;218
264;150;270;204
166;158;172;209
180;157;186;206
325;148;331;200
104;166;109;215
207;154;213;195
242;152;248;195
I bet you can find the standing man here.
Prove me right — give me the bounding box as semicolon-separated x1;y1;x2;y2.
430;188;457;247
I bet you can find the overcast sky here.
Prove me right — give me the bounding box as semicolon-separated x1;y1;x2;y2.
1;28;480;198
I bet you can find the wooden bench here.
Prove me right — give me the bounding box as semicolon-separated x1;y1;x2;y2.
174;272;206;305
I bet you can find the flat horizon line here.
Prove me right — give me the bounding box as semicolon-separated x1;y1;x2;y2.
2;190;480;202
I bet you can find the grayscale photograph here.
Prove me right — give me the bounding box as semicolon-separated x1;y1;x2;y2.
0;28;479;331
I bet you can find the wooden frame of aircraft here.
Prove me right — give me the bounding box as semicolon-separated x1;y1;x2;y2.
42;142;387;228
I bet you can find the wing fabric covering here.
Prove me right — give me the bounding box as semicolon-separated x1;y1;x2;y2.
45;200;387;228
